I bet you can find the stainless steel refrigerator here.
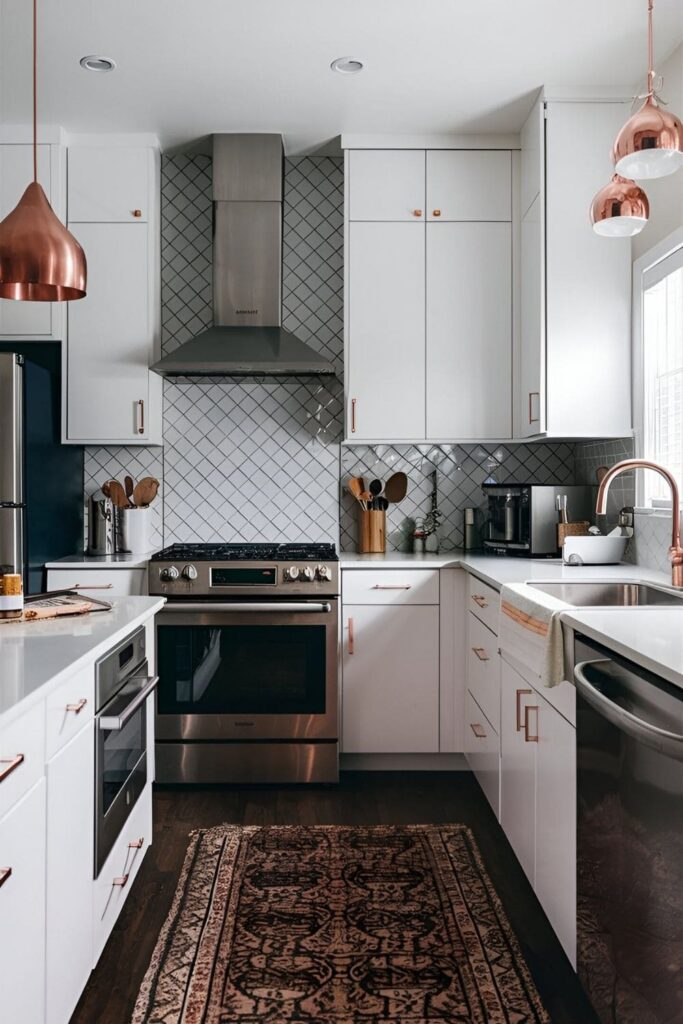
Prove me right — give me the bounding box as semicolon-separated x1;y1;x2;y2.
0;349;83;594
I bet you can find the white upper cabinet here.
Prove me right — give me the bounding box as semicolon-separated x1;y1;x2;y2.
63;144;161;445
348;149;425;221
516;99;632;439
347;221;426;440
426;221;511;439
426;151;511;221
0;143;65;340
68;147;151;222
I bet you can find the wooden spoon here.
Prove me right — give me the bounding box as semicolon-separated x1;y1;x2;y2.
101;481;112;499
107;479;130;509
124;475;135;503
384;472;408;503
133;476;159;507
346;477;365;502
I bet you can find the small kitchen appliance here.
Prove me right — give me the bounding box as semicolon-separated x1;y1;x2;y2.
149;542;339;784
483;483;592;557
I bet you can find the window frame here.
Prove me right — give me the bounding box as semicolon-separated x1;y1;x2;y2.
632;226;683;511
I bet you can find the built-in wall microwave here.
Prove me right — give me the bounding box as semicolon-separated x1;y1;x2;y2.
482;483;593;557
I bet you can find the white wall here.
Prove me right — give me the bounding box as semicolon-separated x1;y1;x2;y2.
632;42;683;259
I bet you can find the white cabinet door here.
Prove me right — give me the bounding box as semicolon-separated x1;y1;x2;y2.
518;193;545;437
68;147;150;222
426;222;511;439
66;222;151;442
535;696;576;966
520;101;544;219
46;726;94;1024
46;567;148;597
347;222;425;440
500;658;536;885
464;688;500;818
348;150;425;221
0;144;53;337
0;780;46;1024
426;151;511;221
342;603;439;753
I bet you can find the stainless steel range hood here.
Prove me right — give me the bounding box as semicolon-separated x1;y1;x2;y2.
152;134;335;377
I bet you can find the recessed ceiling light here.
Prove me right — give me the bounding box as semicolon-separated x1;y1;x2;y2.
330;57;364;75
79;55;116;72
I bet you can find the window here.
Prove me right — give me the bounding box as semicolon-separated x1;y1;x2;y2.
635;231;683;508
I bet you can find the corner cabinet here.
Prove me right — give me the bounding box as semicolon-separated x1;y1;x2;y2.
516;98;632;439
345;147;513;442
62;145;162;445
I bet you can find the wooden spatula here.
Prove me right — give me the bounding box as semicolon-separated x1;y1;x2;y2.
133;477;159;507
107;479;130;508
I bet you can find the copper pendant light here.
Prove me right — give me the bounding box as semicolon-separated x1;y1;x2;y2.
612;0;683;180
590;174;650;237
0;0;86;301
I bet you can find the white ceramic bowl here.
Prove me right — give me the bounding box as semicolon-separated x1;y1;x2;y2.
562;535;628;565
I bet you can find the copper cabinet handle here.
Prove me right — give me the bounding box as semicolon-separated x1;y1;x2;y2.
351;398;357;434
412;209;423;217
524;704;539;742
432;209;442;217
65;698;87;714
112;873;130;888
347;617;354;655
516;688;533;732
471;646;490;662
471;594;488;608
0;867;12;890
371;584;412;590
528;391;540;424
132;209;142;218
137;399;145;435
128;837;144;849
0;754;24;783
470;722;487;739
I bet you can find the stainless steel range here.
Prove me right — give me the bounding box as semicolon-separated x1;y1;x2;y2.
149;543;339;784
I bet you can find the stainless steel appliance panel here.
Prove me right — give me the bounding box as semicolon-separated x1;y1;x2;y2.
214;201;282;327
0;505;23;574
575;637;683;1023
0;353;23;505
484;484;592;556
156;741;338;785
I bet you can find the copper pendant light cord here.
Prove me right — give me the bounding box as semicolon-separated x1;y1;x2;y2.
33;0;37;182
647;0;654;98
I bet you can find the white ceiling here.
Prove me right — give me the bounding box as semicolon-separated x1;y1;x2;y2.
1;0;683;152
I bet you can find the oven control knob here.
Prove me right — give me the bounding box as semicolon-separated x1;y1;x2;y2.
159;565;179;582
316;564;332;581
301;566;315;582
284;565;300;581
182;564;198;581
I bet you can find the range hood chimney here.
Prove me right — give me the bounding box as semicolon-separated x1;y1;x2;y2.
152;134;335;377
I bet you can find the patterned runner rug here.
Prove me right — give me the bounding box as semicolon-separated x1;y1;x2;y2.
132;824;549;1023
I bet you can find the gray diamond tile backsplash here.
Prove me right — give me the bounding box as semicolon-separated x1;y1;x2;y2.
84;153;651;562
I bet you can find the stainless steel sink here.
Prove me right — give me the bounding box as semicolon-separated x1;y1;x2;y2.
527;581;683;607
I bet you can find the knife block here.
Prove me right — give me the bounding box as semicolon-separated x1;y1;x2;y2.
358;510;386;554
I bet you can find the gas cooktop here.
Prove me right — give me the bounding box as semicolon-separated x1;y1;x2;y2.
151;542;338;563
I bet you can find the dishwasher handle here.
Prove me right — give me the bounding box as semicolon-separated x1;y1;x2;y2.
575;660;683;762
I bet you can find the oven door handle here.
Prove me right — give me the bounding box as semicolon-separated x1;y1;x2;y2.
160;602;332;614
98;675;159;731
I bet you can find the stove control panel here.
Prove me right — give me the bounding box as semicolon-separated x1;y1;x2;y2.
282;564;334;583
159;565;179;582
182;564;198;581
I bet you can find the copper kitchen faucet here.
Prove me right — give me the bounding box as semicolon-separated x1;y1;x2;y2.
596;459;683;588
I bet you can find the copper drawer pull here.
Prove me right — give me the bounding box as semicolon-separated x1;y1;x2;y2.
432;209;442;217
470;722;487;739
128;837;144;849
66;698;87;714
112;873;130;888
516;688;532;732
471;646;490;662
371;584;412;590
0;867;12;890
137;399;145;435
351;398;357;433
524;704;539;743
0;754;24;783
132;209;142;218
528;391;540;424
471;594;488;608
412;209;423;217
347;617;354;655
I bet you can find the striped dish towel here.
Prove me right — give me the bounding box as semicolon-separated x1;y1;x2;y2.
499;583;568;687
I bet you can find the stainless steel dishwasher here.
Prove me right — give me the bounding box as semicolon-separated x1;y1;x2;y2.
574;635;683;1024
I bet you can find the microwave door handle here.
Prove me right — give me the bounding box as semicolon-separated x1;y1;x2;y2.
575;661;683;761
98;675;159;731
160;602;333;614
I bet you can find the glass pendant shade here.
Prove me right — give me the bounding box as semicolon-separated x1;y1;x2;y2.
590;175;649;237
613;96;683;180
0;182;87;300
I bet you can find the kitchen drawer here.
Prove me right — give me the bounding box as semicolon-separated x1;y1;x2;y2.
47;567;148;597
465;689;500;819
0;700;45;820
45;662;94;761
93;782;152;965
467;613;500;732
342;569;439;605
467;575;500;634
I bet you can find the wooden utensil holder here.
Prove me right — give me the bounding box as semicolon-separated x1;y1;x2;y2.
358;509;386;553
557;521;590;548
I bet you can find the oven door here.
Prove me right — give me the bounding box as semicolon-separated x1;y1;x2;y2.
94;664;158;876
155;599;338;741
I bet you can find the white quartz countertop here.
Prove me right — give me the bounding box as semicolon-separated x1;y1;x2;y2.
45;551;157;570
0;596;165;723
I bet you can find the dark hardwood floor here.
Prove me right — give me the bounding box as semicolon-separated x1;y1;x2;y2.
71;771;598;1024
